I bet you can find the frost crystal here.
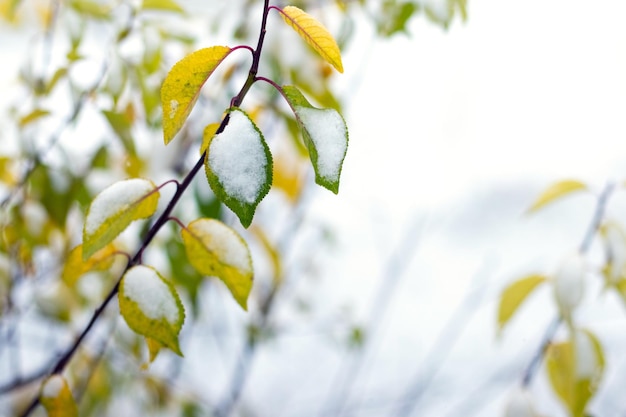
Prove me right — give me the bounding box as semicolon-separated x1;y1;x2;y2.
296;106;347;181
123;266;179;325
85;179;155;235
42;375;65;398
208;111;267;203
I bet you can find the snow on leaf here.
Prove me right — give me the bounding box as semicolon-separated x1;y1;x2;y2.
62;244;116;287
503;388;536;417
181;218;253;310
161;46;232;145
278;6;344;73
526;179;588;213
497;274;547;333
40;375;78;417
83;179;159;260
205;108;272;228
282;85;348;193
119;265;185;356
546;332;602;416
553;252;586;317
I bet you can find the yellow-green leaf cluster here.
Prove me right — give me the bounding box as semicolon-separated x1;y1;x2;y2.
181;218;253;310
119;265;185;356
40;375;78;417
83;179;160;259
279;6;344;73
161;46;232;144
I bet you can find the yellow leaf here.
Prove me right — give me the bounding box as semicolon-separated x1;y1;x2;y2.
272;152;304;203
279;6;344;73
40;375;78;417
250;226;282;284
61;244;116;286
119;265;185;356
146;337;163;363
200;122;220;155
181;218;253;310
142;0;184;13
497;274;547;332
526;179;588;213
161;46;232;145
83;179;160;260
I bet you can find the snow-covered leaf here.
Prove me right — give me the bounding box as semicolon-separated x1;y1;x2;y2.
553;252;586;317
161;46;232;145
119;265;185;356
282;85;348;193
62;244;116;286
205;108;272;227
40;375;78;417
278;6;344;73
546;331;604;417
497;274;547;333
83;179;159;260
526;179;588;213
181;218;253;310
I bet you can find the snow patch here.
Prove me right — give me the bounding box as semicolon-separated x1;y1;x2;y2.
504;388;535;417
575;331;597;378
123;265;179;324
192;219;251;272
208;110;267;203
169;100;178;119
85;179;155;236
295;106;347;181
42;375;65;398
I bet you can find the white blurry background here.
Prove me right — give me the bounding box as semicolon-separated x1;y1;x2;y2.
3;0;626;416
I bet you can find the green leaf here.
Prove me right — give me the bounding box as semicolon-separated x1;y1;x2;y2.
526;179;588;213
378;1;419;36
204;108;272;228
278;6;344;73
61;244;116;286
497;274;547;333
161;46;232;145
119;265;185;356
102;110;137;156
141;0;184;13
282;85;348;193
83;179;159;259
40;375;78;417
181;218;253;310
